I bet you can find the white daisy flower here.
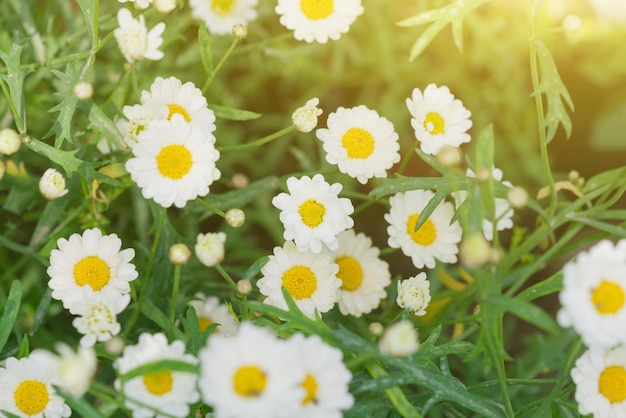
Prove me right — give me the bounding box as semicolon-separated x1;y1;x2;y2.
292;98;323;133
118;0;153;10
452;168;514;241
117;103;156;147
272;174;354;253
188;293;239;336
287;334;354;418
140;76;216;134
71;286;130;347
0;128;21;155
257;241;341;319
558;240;626;348
0;351;71;418
406;84;472;156
195;232;226;267
385;189;463;269
39;168;69;200
198;322;305;418
396;273;431;317
189;0;258;36
571;346;626;417
331;229;391;317
47;227;138;310
378;320;419;358
114;333;200;418
113;8;165;63
125;118;221;208
316;105;400;184
275;0;364;44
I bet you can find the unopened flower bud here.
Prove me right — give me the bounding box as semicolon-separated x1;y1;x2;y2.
475;167;491;182
195;232;226;267
232;23;248;40
169;243;191;265
506;186;529;209
369;322;384;336
231;173;249;189
436;145;462;167
379;320;419;357
396;273;431;316
225;208;245;228
39;168;69;200
73;81;93;100
460;233;492;269
237;279;252;295
292;98;322;133
104;336;125;356
154;0;177;13
0;128;21;155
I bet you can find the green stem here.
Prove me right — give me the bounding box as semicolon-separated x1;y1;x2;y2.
202;37;240;93
168;264;182;341
396;143;418;176
215;264;238;291
218;126;295;152
367;362;423;418
195;198;226;217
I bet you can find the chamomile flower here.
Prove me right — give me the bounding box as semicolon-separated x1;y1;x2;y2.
292;98;323;133
396;273;431;317
257;241;341;319
189;0;258;36
385;190;462;269
195;232;226;267
188;293;239;336
275;0;364;44
0;351;71;418
272;174;354;253
286;334;353;418
125;118;221;208
114;8;165;63
140;77;216;134
331;229;391;317
198;323;305;418
571;346;626;417
316;105;400;184
114;333;200;418
117;103;156;147
47;228;138;310
557;240;626;348
406;84;472;155
71;286;130;347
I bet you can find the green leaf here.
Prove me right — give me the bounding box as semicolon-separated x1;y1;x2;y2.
208;103;261;121
29;288;52;336
45;67;80;146
191;176;279;213
74;0;96;44
515;271;562;302
198;24;213;76
56;387;106;418
78;100;128;151
486;295;560;335
0;280;21;353
0;37;30;133
583;166;626;193
120;359;198;382
141;299;185;340
242;256;268;281
17;334;29;358
184;307;201;355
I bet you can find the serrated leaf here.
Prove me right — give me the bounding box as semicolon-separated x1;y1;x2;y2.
208;103;261;121
74;0;96;43
0;280;21;353
0;37;30;133
198;24;213;76
46;67;80;146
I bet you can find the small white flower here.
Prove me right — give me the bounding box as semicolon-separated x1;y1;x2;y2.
73;81;93;100
117;103;156;147
385;189;463;269
396;273;431;317
0;128;21;155
50;343;97;398
188;293;239;336
198;323;305;418
118;0;153;10
189;0;258;36
39;168;69;200
272;174;354;253
232;23;248;39
47;228;138;310
292;98;323;133
71;286;130;347
406;84;472;156
225;208;245;227
195;232;226;267
331;229;391;317
379;320;419;358
114;8;165;63
257;241;341;319
287;334;354;418
558;240;626;348
316;105;400;184
276;0;364;44
114;333;200;418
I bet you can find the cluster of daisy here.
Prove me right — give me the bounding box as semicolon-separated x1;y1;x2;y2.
557;240;626;417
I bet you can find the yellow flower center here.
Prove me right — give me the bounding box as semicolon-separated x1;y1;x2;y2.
592;280;625;315
233;365;267;397
300;0;334;20
599;365;626;403
143;371;174;396
406;213;437;246
423;112;445;135
282;265;317;300
167;104;191;123
74;256;111;291
301;373;318;405
336;256;363;291
211;0;235;15
341;127;375;159
14;380;49;415
198;316;213;333
298;199;326;228
156;144;193;180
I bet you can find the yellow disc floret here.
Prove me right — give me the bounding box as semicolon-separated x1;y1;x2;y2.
74;256;111;291
282;265;318;299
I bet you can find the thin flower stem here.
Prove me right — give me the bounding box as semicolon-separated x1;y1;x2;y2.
202;37;240;93
215;264;238;291
396;143;418;176
168;264;182;341
195;198;226;217
218;126;295;152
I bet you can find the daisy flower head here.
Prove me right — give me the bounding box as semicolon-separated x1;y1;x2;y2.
275;0;364;44
125;118;221;208
406;84;472;155
195;232;226;267
47;228;138;310
188;293;239;336
385;189;463;269
39;168;69;200
114;8;165;63
198;322;305;418
292;97;323;133
189;0;259;36
331;229;391;317
71;286;130;347
50;343;97;398
379;320;419;358
117;103;156;147
396;273;431;317
114;333;200;418
557;239;626;348
316;105;400;184
257;241;341;319
272;174;354;253
0;351;71;418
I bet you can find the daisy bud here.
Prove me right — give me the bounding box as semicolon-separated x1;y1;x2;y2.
195;232;226;267
506;186;529;209
54;343;97;398
475;167;492;182
73;81;93;100
436;145;462;167
225;208;245;228
369;321;384;336
154;0;177;13
231;173;249;189
379;320;419;357
562;14;582;33
38;168;69;200
292;98;322;133
0;128;21;155
396;273;431;316
232;23;248;40
568;170;580;183
237;279;252;295
169;243;191;265
105;336;126;356
459;233;492;269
